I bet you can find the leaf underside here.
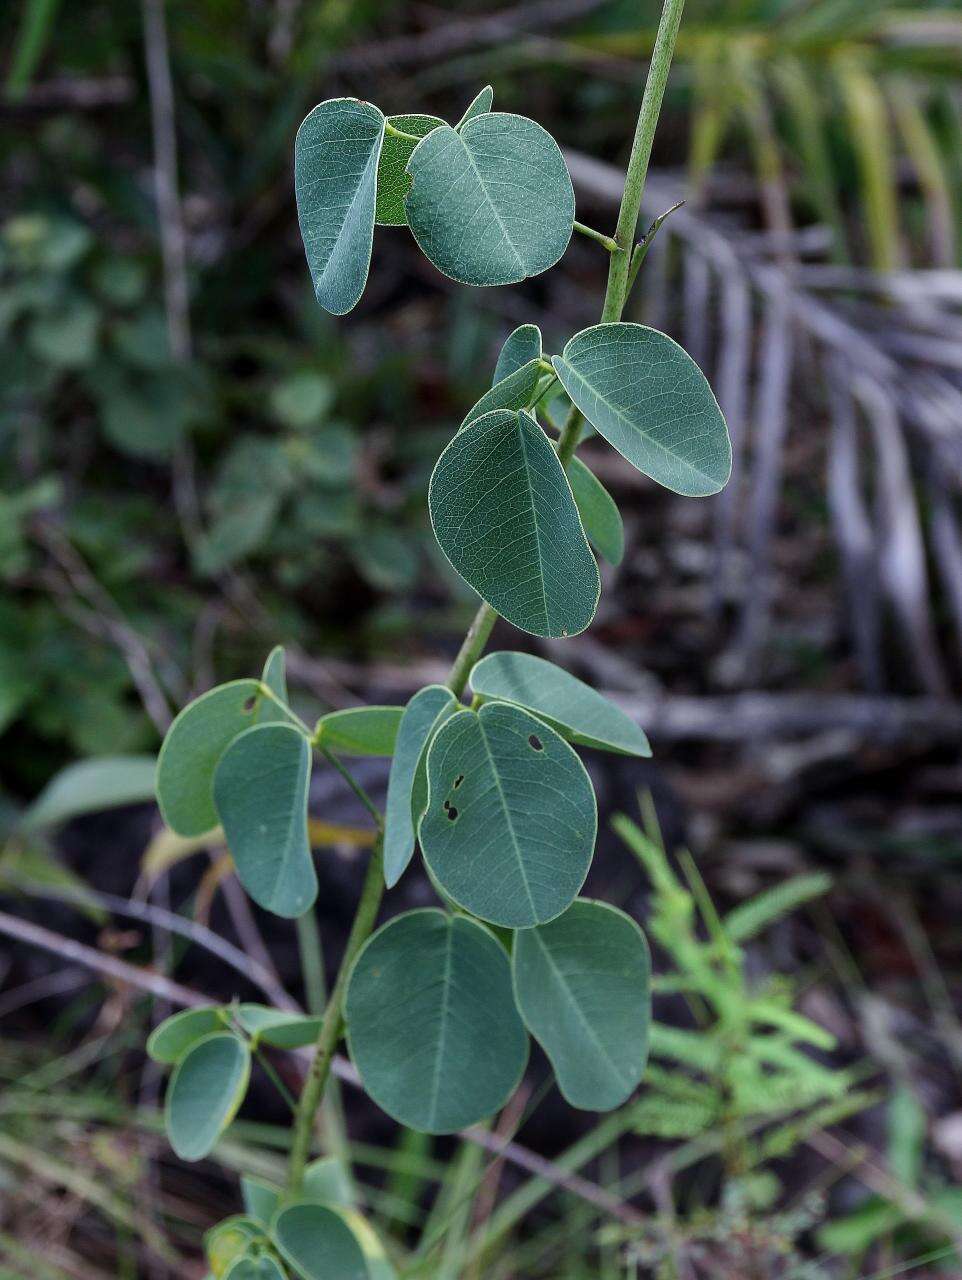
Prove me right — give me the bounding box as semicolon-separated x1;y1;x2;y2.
493;323;542;386
513;898;651;1110
345;909;528;1132
552;322;732;497
294;98;385;315
419;702;596;928
429;409;599;638
376;114;444;226
165;1032;250;1162
567;456;625;566
405;113;574;286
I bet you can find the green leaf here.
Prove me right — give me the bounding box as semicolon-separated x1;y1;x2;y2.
207;1218;263;1276
460;359;543;431
419;703;596;928
456;85;493;129
315;706;403;757
241;1174;282;1229
302;1157;355;1209
512;899;651;1110
28;300;98;368
272;1202;369;1280
148;1006;225;1065
552;323;732;497
20;755;158;832
567;457;624;566
165;1032;250;1162
157;680;288;837
214;724;316;918
383;685;458;889
429;410;599;638
294;98;385;315
345;909;528;1132
270;372;333;429
470;651;650;757
235;1005;323;1049
224;1255;286;1280
405;113;574;286
260;646;288;706
376;114;444;226
493;323;541;385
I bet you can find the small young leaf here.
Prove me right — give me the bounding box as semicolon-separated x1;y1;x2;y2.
240;1174;282;1228
302;1156;355;1209
512;899;651;1110
148;1006;225;1065
345;910;528;1132
456;85;494;129
470;651;650;757
405;113;574;286
315;706;404;756
157;680;288;837
165;1032;250;1162
419;703;596;928
460;358;543;431
235;1005;323;1049
493;323;541;385
567;456;625;566
260;646;288;706
376;114;444;226
272;1202;368;1280
214;724;317;918
294;98;386;315
383;685;458;889
224;1256;286;1280
429;409;599;638
552;323;732;496
207;1217;263;1276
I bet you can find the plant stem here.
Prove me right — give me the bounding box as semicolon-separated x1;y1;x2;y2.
446;602;498;699
317;746;384;829
573;219;619;252
287;837;385;1192
600;0;686;323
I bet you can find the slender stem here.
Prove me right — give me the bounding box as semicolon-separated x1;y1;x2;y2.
287;838;385;1192
600;0;686;323
317;746;384;829
254;1046;297;1114
446;603;498;698
573;219;619;252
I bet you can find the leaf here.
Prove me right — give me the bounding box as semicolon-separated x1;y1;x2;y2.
260;647;288;706
315;706;403;757
552;323;732;497
419;703;596;928
512;899;651;1110
240;1174;282;1228
567;456;625;566
148;1006;226;1064
460;359;543;431
376;114;444;226
383;685;458;889
456;85;493;129
224;1256;286;1280
302;1156;355;1209
345;909;528;1132
405;113;574;286
272;1202;369;1280
429;410;599;638
157;680;289;837
470;651;650;757
165;1032;250;1162
20;755;158;832
214;723;317;918
493;323;541;385
723;872;832;942
235;1005;323;1049
207;1218;263;1278
294;98;385;315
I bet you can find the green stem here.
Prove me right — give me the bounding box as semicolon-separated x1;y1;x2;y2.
287;838;385;1193
446;603;498;699
573;219;619;252
317;745;384;829
600;0;686;324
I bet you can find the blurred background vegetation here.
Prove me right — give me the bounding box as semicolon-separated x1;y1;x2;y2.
1;1;961;1276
